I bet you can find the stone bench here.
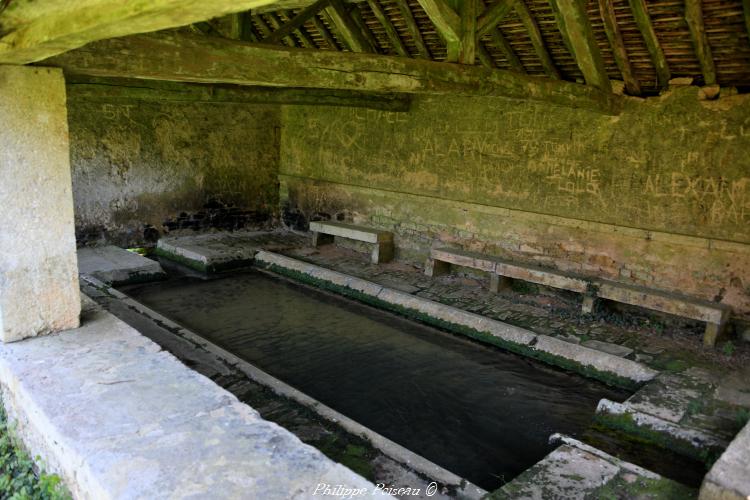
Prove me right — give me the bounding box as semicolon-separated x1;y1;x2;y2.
426;247;731;346
426;247;590;296
592;280;731;346
309;221;394;264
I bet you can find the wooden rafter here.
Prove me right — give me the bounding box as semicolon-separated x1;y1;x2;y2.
478;0;524;73
268;11;301;46
514;0;560;79
284;9;318;47
598;0;640;95
476;0;515;39
745;0;750;45
628;0;670;89
548;0;610;91
45;32;622;114
366;0;409;56
685;0;716;86
476;41;496;68
312;13;340;49
490;29;525;73
350;7;381;51
252;14;274;38
393;0;432;58
417;0;462;61
264;0;330;43
325;0;375;52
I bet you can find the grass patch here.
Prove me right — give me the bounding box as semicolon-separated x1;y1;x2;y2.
0;405;70;500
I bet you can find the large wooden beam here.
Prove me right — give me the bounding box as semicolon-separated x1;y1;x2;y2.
0;0;278;64
598;0;640;95
45;32;620;114
684;0;716;86
325;0;375;52
548;0;610;91
515;0;561;78
628;0;670;89
265;0;330;44
366;0;409;56
393;0;431;58
65;76;412;111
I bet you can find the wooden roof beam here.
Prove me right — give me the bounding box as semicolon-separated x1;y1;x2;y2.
628;0;670;89
476;0;515;39
325;0;375;52
598;0;640;95
685;0;717;86
264;0;330;43
549;0;610;91
416;0;462;61
514;0;561;79
229;12;263;42
44;32;621;114
393;0;431;58
0;0;279;64
366;0;409;56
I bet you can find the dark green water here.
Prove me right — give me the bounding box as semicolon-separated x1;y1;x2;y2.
122;269;628;490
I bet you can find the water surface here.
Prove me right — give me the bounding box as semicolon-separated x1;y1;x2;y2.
122;269;628;490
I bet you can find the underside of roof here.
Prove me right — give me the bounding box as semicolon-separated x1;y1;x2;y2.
197;0;750;95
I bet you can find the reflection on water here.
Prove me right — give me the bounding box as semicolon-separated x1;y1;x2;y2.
123;270;628;490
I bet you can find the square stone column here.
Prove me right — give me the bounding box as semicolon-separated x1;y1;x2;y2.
0;66;80;342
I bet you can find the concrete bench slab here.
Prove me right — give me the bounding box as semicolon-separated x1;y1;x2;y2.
426;247;589;295
426;247;731;346
0;294;385;499
594;280;731;346
77;246;165;285
309;221;393;264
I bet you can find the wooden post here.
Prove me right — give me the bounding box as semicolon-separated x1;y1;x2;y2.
459;0;478;64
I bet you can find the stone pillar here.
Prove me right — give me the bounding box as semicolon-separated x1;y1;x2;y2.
0;66;80;343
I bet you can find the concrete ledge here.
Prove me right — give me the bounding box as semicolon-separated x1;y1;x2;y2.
156;233;261;272
0;294;384;499
493;433;693;499
596;399;728;461
700;421;750;500
77;246;165;285
254;251;657;390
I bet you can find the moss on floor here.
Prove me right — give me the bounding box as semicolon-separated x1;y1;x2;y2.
0;405;70;500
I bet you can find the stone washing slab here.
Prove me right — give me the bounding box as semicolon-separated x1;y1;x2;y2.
700;420;750;500
77;246;165;285
0;296;388;499
156;232;262;271
255;251;658;388
491;434;693;499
